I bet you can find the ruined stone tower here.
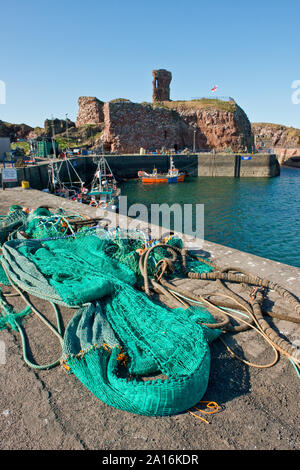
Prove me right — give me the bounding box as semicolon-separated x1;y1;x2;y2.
76;96;104;127
152;69;172;102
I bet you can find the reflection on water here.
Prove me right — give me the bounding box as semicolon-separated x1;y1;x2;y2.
120;167;300;267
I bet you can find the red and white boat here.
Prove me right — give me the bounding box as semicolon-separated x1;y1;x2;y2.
138;157;185;184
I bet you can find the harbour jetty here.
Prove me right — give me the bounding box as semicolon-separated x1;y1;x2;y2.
0;152;280;191
0;187;299;450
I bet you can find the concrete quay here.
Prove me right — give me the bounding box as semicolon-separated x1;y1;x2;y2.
0;188;299;451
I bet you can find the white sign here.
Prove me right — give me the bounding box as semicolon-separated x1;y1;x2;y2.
2;168;17;182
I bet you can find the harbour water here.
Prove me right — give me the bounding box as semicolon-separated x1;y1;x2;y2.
120;166;300;268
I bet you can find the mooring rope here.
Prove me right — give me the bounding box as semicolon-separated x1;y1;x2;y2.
1;260;64;370
140;243;300;371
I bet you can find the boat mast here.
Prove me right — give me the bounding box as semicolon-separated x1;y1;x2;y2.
65;113;70;151
169;155;175;171
51;115;57;159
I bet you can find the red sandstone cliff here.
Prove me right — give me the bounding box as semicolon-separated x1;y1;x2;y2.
252;122;300;164
252;122;300;148
0;120;33;140
0;95;254;155
75;97;253;153
165;100;253;152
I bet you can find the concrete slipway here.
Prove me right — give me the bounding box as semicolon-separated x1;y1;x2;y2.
0;188;299;451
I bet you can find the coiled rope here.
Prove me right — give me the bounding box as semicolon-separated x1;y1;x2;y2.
140;243;300;372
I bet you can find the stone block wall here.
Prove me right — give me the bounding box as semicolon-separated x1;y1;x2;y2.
76;97;104;127
102;102;191;153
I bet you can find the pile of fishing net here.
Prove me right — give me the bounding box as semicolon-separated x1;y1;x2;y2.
0;229;221;416
0;205;28;285
23;207;83;240
0;205;28;246
95;228;214;286
0;205;85;284
0;205;85;246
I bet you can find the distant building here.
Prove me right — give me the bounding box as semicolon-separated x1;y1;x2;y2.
30;138;58;158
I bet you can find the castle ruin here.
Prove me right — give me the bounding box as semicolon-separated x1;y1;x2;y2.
152;69;172;102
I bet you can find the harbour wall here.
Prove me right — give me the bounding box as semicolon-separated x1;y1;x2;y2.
0;152;280;189
90;153;280;178
197;153;280;177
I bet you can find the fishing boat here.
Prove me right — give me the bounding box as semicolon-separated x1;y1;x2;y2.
48;158;86;200
138;156;185;184
86;155;120;212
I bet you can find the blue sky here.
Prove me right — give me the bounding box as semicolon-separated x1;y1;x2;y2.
1;0;300;128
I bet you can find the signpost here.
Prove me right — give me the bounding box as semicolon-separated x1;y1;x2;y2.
1;168;17;190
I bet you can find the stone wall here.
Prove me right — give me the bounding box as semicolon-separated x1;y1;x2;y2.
2;153;279;191
197;153;279;177
101;101;191;153
152;69;172;102
75;97;104;127
73;67;254;153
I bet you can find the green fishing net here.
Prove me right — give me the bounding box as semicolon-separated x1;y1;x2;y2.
2;235;137;306
0;207;29;283
62;292;220;416
96;231;214;286
1;231;221;415
0;207;28;246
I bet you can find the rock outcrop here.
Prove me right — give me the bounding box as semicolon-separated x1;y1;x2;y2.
0;120;33;139
273;147;300;165
76;96;104;127
44;118;75;136
252;122;300;148
165;100;253;151
152;69;172;102
252;122;300;164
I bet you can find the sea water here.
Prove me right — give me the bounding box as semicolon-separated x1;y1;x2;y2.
120;166;300;268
